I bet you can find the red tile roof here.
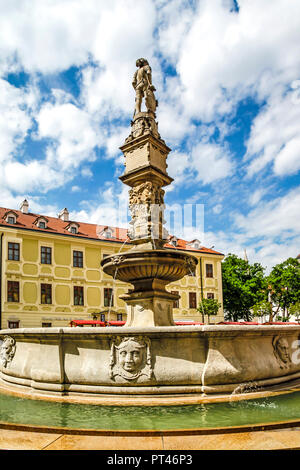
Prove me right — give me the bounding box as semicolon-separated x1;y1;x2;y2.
0;206;223;256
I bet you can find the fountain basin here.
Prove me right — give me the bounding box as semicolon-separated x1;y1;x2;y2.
2;386;300;431
101;249;198;291
1;325;300;399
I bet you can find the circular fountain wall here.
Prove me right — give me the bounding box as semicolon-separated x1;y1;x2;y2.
1;325;300;401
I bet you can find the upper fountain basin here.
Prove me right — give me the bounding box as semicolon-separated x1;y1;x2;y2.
101;249;198;286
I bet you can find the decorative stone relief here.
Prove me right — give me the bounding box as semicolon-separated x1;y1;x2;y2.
272;335;291;368
111;255;125;265
0;336;16;368
109;336;153;383
129;182;165;207
128;182;166;244
125;115;161;142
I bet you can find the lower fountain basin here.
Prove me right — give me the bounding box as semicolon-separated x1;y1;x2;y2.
1;325;300;399
2;387;300;431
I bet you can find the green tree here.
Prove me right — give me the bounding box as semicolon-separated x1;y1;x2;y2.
251;299;273;322
197;298;221;324
290;302;300;321
222;254;267;321
267;258;300;319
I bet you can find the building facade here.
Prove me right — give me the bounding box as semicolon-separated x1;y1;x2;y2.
0;203;224;329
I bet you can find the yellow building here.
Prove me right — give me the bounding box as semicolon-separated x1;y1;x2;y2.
0;201;224;329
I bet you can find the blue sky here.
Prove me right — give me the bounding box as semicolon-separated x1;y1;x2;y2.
0;0;300;271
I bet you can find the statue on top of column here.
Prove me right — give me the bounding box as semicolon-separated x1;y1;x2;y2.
132;58;158;117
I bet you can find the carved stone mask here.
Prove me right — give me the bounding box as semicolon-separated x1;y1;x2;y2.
273;335;290;366
110;336;153;382
118;339;144;372
0;336;16;368
276;337;290;363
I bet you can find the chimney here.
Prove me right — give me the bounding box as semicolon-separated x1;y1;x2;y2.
58;208;69;222
20;199;29;214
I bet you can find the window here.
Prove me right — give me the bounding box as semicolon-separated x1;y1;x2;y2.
7;281;19;302
8;321;19;329
42;322;52;328
189;292;197;309
117;314;123;321
74;286;84;305
70;226;77;234
171;291;179;309
41;246;52;264
39;221;46;229
41;284;52;304
206;263;213;278
207;293;215;299
73;250;83;268
8;242;20;261
7;216;15;225
104;288;113;307
100;313;106;322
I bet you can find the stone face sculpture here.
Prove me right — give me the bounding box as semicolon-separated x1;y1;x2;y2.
132;58;158;116
110;336;153;382
272;335;291;368
0;335;16;368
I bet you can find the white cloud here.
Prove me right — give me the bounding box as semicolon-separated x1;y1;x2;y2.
245;90;300;177
213;204;222;214
157;0;300;134
166;151;190;189
37;100;99;170
70;182;130;228
81;0;156;119
0;0;99;74
248;188;267;207
0;79;33;163
167;142;233;188
234;187;300;239
191;142;234;184
274;137;300;176
4;160;66;193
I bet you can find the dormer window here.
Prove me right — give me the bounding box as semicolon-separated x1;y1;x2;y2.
34;216;48;230
188;239;201;250
66;222;79;234
4;211;18;225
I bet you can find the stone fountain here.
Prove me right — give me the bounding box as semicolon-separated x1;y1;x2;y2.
1;59;300;403
101;57;198;328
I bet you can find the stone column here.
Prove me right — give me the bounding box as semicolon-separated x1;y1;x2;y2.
119;112;173;250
